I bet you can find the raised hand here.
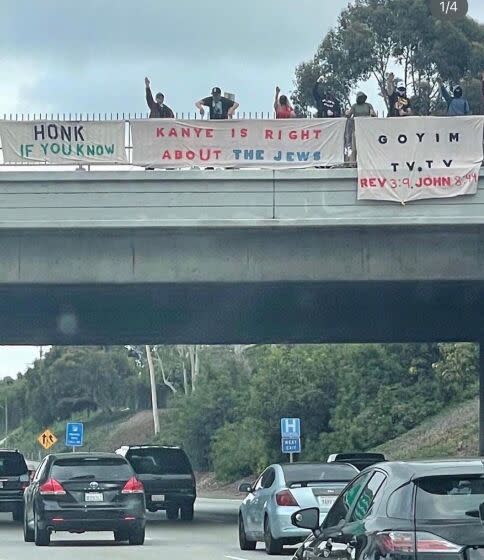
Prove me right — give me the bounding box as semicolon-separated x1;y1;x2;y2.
145;77;150;88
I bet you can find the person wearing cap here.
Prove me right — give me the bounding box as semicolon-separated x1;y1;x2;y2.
145;77;175;118
196;87;239;119
346;92;376;163
385;72;412;117
312;77;341;118
437;77;471;116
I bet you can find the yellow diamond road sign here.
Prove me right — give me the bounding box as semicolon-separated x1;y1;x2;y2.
37;429;58;450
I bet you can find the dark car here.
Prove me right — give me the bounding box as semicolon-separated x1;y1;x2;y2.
327;452;386;471
116;444;196;520
0;448;30;521
291;458;484;560
23;452;146;547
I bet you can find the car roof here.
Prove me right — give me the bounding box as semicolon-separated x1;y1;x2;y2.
376;458;484;481
119;444;181;450
49;452;124;460
0;448;23;454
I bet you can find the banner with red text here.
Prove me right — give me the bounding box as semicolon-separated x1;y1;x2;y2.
0;120;127;164
130;119;345;168
355;116;484;203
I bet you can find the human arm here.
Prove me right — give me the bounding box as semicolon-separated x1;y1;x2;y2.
166;106;175;118
369;104;377;117
274;86;280;111
196;98;209;116
227;101;239;118
145;77;155;109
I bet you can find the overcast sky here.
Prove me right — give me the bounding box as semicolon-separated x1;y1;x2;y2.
0;0;482;378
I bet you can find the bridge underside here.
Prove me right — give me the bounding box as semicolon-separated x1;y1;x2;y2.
0;280;482;345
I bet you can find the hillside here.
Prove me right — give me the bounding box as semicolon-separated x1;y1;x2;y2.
375;398;478;459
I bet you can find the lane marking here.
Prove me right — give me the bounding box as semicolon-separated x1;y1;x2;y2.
225;556;250;560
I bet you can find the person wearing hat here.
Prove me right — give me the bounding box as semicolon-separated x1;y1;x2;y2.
385;72;412;117
312;76;341;118
196;87;239;119
437;77;471;116
145;77;175;118
346;91;376;163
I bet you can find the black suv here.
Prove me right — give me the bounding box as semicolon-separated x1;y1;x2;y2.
116;444;196;521
23;452;146;546
0;448;30;521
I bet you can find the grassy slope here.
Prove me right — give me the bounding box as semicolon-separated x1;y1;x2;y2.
375;397;478;459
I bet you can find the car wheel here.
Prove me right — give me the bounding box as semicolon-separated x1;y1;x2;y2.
239;513;256;551
166;506;179;520
180;504;194;521
113;530;129;542
12;504;24;522
128;525;145;545
23;509;34;543
34;512;50;547
264;516;283;555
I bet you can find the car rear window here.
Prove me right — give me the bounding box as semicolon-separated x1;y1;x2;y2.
51;457;133;482
0;452;28;476
282;463;357;486
416;475;484;520
127;448;193;475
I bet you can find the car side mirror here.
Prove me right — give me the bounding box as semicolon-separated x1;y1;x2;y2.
291;507;320;532
238;483;253;494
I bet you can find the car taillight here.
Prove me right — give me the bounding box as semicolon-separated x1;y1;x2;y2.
376;531;463;554
122;476;144;494
39;478;66;495
276;489;299;507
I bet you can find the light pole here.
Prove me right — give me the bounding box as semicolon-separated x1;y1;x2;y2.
126;345;160;435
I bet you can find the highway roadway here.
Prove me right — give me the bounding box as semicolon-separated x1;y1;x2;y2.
0;498;297;559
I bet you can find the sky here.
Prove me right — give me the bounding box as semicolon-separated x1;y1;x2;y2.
0;0;482;378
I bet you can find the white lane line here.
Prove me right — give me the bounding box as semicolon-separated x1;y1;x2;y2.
225;556;250;560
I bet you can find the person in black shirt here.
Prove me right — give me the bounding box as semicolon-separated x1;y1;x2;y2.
384;73;412;117
145;77;175;118
312;77;341;118
196;87;239;119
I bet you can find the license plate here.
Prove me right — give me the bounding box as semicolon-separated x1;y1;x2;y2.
85;492;103;502
151;494;165;502
318;496;337;508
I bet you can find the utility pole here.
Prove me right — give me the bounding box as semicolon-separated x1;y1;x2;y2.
4;396;7;440
145;345;160;435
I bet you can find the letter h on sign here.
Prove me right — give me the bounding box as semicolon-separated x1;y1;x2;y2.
280;418;301;439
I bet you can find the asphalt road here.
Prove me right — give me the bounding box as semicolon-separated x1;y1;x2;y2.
0;498;297;559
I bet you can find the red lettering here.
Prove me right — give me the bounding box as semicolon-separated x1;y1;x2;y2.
193;128;203;138
301;130;310;140
206;129;214;138
199;149;211;161
378;178;386;187
369;178;377;187
168;128;178;138
241;128;248;138
156;128;165;137
186;151;196;160
181;128;191;138
360;178;369;187
289;131;298;140
213;150;222;160
265;130;273;140
313;130;322;139
175;150;183;159
162;150;172;160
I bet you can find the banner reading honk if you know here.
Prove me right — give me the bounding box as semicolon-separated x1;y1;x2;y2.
131;119;346;168
355;116;484;203
0;120;127;164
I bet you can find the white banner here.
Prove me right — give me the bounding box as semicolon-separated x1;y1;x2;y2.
356;116;484;203
131;119;346;168
0;120;127;164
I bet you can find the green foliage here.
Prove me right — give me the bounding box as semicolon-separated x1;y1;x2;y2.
292;0;484;115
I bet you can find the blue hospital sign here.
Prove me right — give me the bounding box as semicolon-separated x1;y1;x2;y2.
280;418;301;439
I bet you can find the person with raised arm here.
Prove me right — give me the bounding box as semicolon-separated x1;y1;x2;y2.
145;77;175;118
274;86;296;118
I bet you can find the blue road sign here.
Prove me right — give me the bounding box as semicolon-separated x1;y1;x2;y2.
280;418;301;439
281;438;301;454
65;422;84;447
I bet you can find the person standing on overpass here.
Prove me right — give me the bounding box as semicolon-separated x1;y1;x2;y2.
274;86;296;118
145;77;175;118
196;87;239;119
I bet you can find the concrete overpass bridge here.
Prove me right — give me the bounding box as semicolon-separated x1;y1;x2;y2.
2;166;484;449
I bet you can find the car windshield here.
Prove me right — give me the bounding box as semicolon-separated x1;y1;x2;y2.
0;452;28;476
282;463;357;485
416;475;484;521
51;457;133;482
127;448;192;475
